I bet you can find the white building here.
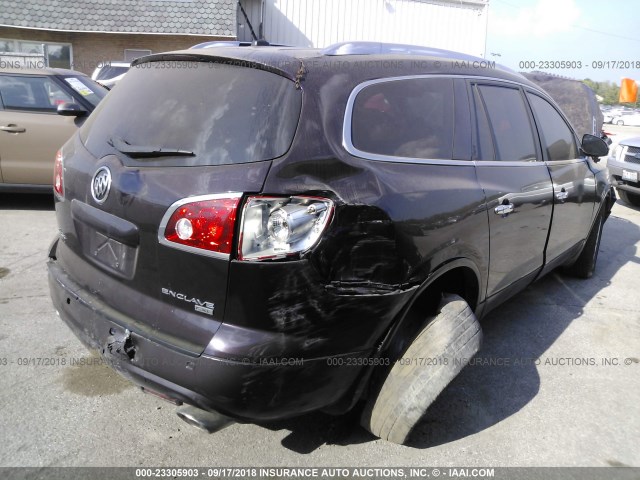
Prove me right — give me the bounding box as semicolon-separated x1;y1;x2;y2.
237;0;489;58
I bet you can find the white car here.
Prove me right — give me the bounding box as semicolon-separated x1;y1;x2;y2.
91;61;130;89
608;136;640;206
612;113;640;126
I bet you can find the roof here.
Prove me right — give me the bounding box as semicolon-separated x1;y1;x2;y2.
0;0;236;36
0;67;88;76
135;42;532;87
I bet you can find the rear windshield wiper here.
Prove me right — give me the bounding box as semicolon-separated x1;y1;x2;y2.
108;136;195;158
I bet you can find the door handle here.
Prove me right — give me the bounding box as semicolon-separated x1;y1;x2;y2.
0;125;26;133
494;203;514;216
556;189;569;201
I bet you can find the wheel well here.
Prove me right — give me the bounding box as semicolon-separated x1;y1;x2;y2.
381;266;480;362
415;266;479;314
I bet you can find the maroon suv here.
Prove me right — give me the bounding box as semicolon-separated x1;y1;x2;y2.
48;42;612;444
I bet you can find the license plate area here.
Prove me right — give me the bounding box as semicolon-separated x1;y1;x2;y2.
622;169;638;183
77;223;138;279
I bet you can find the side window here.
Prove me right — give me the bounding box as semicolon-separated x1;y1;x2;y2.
476;85;538;162
351;77;454;160
472;87;495;161
527;93;578;161
0;75;75;111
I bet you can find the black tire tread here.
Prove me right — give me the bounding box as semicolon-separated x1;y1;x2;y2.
361;293;482;444
618;189;640;208
564;208;604;279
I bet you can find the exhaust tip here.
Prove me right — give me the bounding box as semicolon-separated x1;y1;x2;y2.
176;405;235;434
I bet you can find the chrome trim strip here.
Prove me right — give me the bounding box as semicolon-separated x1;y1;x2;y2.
342;74;556;166
157;192;243;261
476;161;546;168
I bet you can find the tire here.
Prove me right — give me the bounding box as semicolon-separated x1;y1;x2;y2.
616;120;624;126
360;293;482;444
617;189;640;208
563;209;604;279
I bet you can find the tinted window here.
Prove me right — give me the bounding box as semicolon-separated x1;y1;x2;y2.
527;94;578;161
477;85;537;162
472;87;495;161
351;77;454;160
81;61;302;166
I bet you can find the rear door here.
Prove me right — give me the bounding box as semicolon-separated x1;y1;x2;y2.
525;91;596;263
0;74;78;185
470;82;554;301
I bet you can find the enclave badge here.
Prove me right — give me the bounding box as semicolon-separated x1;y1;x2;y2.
91;166;112;204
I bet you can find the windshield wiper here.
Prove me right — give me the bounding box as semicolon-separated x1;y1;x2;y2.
108;136;195;158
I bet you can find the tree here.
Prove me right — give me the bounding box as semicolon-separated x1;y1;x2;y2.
583;78;639;107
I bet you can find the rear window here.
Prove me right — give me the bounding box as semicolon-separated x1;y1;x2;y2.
81;61;302;166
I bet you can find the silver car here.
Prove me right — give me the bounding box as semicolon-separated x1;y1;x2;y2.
608;136;640;206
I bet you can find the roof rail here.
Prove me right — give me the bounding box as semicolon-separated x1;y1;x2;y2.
321;41;484;62
191;41;253;49
191;40;287;49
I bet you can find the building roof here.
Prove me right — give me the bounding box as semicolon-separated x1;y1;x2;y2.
0;0;236;37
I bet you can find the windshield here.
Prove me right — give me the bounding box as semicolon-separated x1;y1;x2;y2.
81;61;302;166
62;76;108;107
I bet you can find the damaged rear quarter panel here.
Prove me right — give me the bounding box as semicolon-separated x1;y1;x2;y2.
242;69;488;358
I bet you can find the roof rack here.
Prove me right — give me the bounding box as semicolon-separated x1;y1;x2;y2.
321;41;484;62
191;40;285;49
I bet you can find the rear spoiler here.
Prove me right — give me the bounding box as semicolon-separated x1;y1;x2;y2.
131;52;303;84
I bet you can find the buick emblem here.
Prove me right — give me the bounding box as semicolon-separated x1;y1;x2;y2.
91;167;112;204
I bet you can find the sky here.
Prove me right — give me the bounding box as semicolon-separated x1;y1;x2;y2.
485;0;640;84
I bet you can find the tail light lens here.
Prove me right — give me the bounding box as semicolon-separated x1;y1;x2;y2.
239;196;333;261
53;149;64;198
159;194;242;258
159;194;333;261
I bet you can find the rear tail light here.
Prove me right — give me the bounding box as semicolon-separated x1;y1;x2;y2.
238;196;333;261
53;149;64;198
159;194;333;261
159;194;242;258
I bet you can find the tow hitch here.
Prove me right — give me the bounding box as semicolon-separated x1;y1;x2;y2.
103;328;136;361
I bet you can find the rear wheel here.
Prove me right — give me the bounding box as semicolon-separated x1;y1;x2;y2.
617;189;640;208
563;209;604;279
360;293;482;444
616;119;624;126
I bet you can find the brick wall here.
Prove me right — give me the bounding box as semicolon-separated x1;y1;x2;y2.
0;26;232;74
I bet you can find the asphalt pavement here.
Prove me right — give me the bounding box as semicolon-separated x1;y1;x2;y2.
0;191;638;469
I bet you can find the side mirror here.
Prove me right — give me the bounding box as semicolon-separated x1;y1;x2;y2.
57;102;87;117
581;134;609;161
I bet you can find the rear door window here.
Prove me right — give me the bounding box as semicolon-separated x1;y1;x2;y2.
350;77;455;160
476;85;538;162
81;61;302;166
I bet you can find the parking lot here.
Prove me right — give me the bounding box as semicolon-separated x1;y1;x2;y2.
0;186;639;468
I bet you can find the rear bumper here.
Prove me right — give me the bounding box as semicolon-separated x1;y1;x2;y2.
48;254;370;421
